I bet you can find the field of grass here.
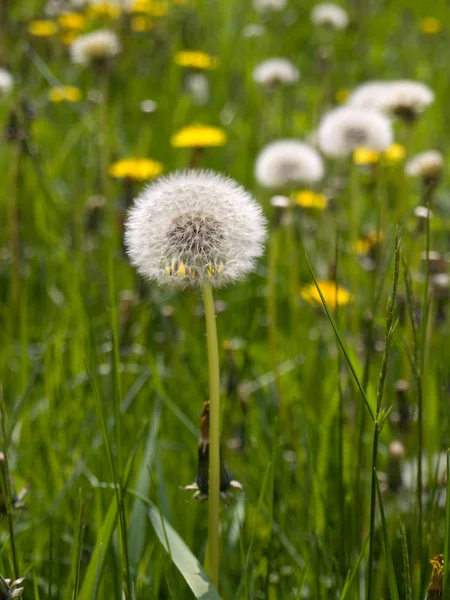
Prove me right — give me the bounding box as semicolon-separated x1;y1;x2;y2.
0;0;450;598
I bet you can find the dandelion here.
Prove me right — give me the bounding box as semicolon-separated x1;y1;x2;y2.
174;50;217;69
87;0;122;18
170;124;227;148
310;3;349;29
109;158;163;180
57;12;86;30
348;80;434;122
353;147;380;166
383;142;406;165
420;17;441;35
0;69;13;96
131;15;153;31
317;106;393;158
335;88;350;104
125;170;266;589
252;58;300;87
255;140;324;189
48;85;82;102
242;23;266;38
140;99;157;113
125;170;266;289
184;73;210;106
427;554;444;598
292;190;328;210
405;150;443;184
253;0;287;12
69;29;121;65
301;280;353;309
28;20;58;36
354;231;383;255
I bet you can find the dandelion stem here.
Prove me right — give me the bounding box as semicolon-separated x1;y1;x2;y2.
202;280;221;590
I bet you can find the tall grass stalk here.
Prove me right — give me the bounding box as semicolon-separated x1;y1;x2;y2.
366;234;400;600
202;280;221;589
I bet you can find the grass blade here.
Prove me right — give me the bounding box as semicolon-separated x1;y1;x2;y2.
375;472;400;600
443;450;450;598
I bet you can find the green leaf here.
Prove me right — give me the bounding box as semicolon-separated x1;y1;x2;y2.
148;503;222;600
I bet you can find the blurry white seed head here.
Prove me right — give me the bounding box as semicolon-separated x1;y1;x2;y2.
184;73;209;106
70;30;121;65
405;150;444;180
270;195;291;208
124;170;267;290
311;3;349;29
255;140;324;189
253;58;300;87
242;23;266;38
317;106;393;158
140;99;158;114
0;68;13;95
348;80;434;121
253;0;287;11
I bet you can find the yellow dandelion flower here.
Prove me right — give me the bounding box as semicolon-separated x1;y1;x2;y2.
353;147;380;165
427;554;444;598
170;124;227;148
292;190;328;211
174;50;217;70
88;3;121;19
420;17;442;35
354;231;383;254
48;86;82;103
130;0;150;12
335;88;350;104
58;12;86;30
108;158;163;181
29;20;58;37
131;16;153;31
383;143;406;165
301;281;353;310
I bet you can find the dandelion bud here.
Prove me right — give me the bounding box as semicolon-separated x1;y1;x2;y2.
124;170;267;289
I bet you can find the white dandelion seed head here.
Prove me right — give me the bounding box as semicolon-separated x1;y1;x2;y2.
184;73;210;106
317;106;393;158
405;150;444;179
124;170;267;290
242;23;266;38
253;0;287;11
348;80;434;119
255;140;324;189
311;3;349;29
0;68;13;95
70;30;121;65
253;58;300;87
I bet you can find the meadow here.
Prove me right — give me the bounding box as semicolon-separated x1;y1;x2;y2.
0;0;449;598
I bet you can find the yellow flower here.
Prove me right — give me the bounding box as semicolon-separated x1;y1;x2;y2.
353;147;380;165
130;0;151;12
28;20;58;37
420;17;442;35
174;50;217;69
171;124;227;148
291;190;328;210
335;88;350;104
108;158;163;180
58;12;86;30
131;16;153;31
48;86;82;103
427;554;444;598
301;281;353;310
148;1;169;16
88;3;121;18
354;231;383;255
383;143;406;165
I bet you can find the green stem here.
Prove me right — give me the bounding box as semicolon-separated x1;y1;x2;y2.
267;227;281;399
366;423;380;600
202;280;221;590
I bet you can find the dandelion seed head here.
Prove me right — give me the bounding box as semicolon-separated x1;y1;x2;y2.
253;58;300;87
348;80;434;121
253;0;287;12
317;106;393;158
405;150;444;180
70;29;120;65
124;170;267;289
0;68;13;96
255;140;324;189
311;3;349;29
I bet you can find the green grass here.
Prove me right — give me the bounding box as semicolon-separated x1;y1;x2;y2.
1;0;450;598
